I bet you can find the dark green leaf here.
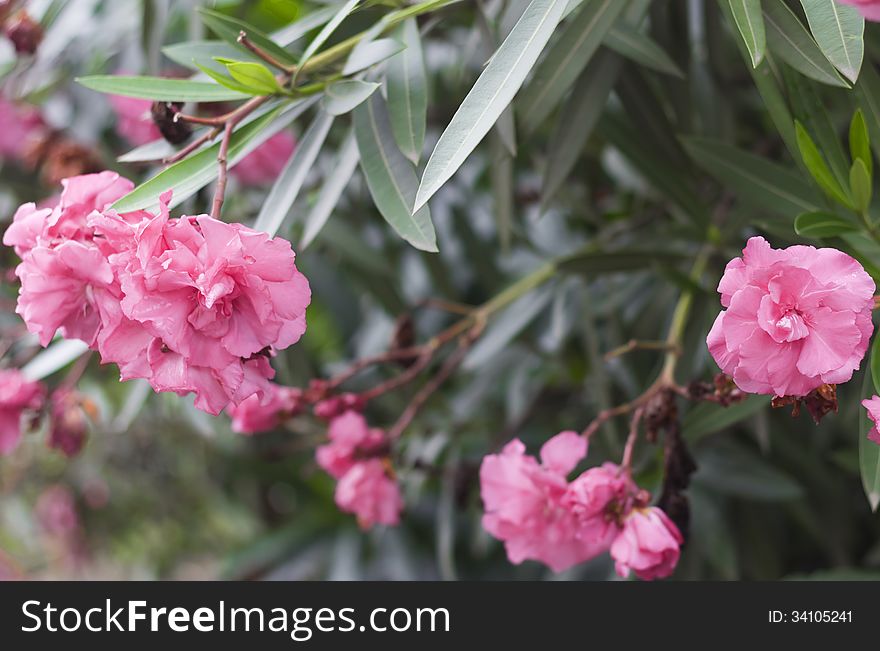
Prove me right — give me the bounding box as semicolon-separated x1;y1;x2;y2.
76;75;250;101
794;211;859;238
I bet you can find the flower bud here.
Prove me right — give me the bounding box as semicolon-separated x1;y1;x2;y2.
150;101;192;144
5;11;42;55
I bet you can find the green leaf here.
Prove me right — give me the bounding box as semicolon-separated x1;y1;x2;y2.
795;120;855;208
272;6;342;47
799;0;864;83
21;339;89;382
341;38;406;75
763;0;849;88
860;353;880;511
850;108;872;177
301;130;360;250
794;210;859;238
541;51;622;208
297;0;360;75
695;441;803;501
197;8;297;67
683;395;772;443
414;0;568;212
117;138;177;164
604;25;684;78
195;62;258;94
682;136;820;216
855;63;880;162
729;0;766;68
850;158;872;213
76;75;250;102
354;93;438;252
518;0;627;133
112;99;315;213
387;18;428;164
321;80;380;116
162;40;262;73
225;61;282;95
253;112;335;237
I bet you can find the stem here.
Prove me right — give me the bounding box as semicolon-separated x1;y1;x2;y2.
604;339;680;361
620;407;644;473
238;31;295;73
162;127;220;165
659;248;709;384
211;121;233;219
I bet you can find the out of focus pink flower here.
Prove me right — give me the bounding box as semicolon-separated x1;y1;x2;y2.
313;392;365;420
109;95;161;147
861;395;880;445
0;369;44;455
232;130;296;186
565;462;636;549
92;191;311;414
707;237;874;397
316;410;386;479
334;458;403;528
47;389;91;457
480;431;618;573
0;98;44;160
229;384;303;434
35;485;79;536
610;507;683;581
838;0;880;20
316;411;402;529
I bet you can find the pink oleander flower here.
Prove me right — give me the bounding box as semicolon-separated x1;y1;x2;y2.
229;384;303;434
861;395;880;445
838;0;880;20
565;462;637;549
707;237;874;397
232;131;296;186
91;191;311;414
109;95;161;147
0;97;44;160
0;369;44;455
4;172;145;348
316;410;386;479
610;507;683;581
334;458;404;528
313;392;365;421
480;431;626;573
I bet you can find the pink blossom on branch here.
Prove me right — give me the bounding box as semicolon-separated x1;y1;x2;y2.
229;385;303;434
0;369;44;455
707;237;874;397
837;0;880;20
610;507;683;581
861;395;880;445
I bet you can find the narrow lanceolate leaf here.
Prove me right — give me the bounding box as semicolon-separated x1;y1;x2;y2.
301;130;360;250
850;158;872;212
195;62;257;94
604;25;684;78
297;0;360;75
341;39;406;75
729;0;766;68
117;137;177;163
542;51;622;208
197;8;297;67
321;80;380;116
518;0;627;133
387;18;427;164
861;342;880;511
21;339;89;382
682;136;821;216
800;0;864;83
793;211;859;238
414;0;568;212
163;40;262;73
762;0;849;88
76;75;250;102
850;108;873;176
272;5;341;47
253;111;335;237
112;99;315;213
795;120;855;208
855;64;880;160
354;93;438;252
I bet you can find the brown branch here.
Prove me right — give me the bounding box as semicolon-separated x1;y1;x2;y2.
211;121;234;219
238;31;296;73
621;406;644;473
162;127;220;165
359;349;435;401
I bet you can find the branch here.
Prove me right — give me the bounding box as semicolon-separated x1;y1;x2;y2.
211;121;234;219
237;31;295;73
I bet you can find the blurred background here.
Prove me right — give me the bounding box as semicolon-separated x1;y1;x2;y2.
1;0;880;581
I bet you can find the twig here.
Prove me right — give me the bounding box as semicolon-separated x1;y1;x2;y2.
604;339;681;362
162;127;220;165
211;121;234;219
238;31;295;73
621;406;644;473
360;349;435;401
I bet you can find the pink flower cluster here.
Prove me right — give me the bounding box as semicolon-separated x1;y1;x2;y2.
316;410;403;529
110;95;296;186
480;431;682;579
0;97;43;161
838;0;880;20
708;237;874;397
4;172;312;415
0;369;44;454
